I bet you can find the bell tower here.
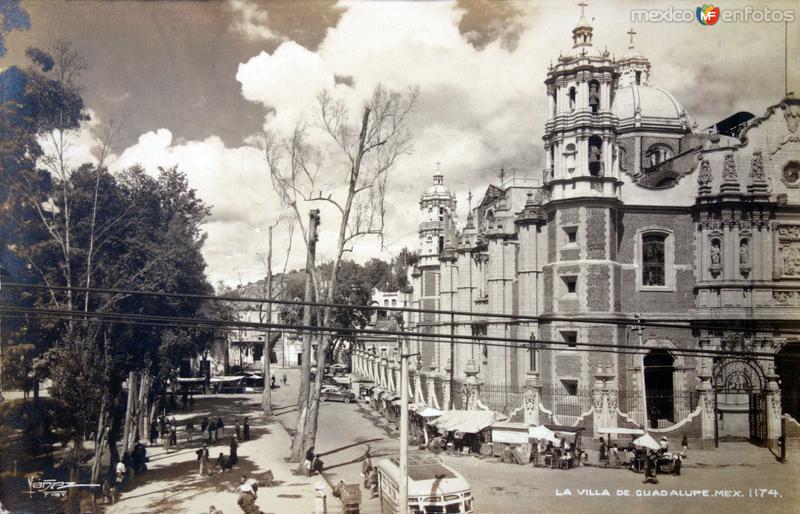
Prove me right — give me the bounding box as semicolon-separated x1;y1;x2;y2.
539;3;624;391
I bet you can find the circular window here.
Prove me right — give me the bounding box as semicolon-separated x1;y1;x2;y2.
784;161;800;184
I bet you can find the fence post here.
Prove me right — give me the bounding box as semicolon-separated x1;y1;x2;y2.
524;370;543;425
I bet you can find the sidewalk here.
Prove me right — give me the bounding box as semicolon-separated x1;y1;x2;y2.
107;393;318;514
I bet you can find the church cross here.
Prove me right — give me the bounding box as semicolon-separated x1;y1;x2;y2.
578;2;588;17
627;27;637;47
435;161;441;172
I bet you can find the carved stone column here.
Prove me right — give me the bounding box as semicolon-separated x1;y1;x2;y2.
461;359;483;410
696;363;716;449
592;365;616;436
523;370;543;425
441;359;452;411
426;365;440;410
765;374;783;449
380;351;389;389
389;351;400;394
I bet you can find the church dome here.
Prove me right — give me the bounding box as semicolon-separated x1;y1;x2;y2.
613;84;687;120
421;174;455;203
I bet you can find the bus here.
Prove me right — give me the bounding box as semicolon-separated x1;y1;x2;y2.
375;454;474;514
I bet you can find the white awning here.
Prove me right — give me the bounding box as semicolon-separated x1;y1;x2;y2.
417;407;443;418
430;410;497;433
210;376;245;383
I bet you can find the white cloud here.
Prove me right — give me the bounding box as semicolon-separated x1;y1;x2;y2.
99;0;800;285
228;0;282;42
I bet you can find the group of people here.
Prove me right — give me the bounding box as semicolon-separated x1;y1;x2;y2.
529;436;583;470
149;415;179;450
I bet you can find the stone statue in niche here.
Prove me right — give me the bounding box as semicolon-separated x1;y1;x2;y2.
739;239;751;273
710;239;722;269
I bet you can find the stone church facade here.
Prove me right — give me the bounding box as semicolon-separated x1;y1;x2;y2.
399;8;800;441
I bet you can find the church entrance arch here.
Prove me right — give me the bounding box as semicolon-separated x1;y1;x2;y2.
713;357;765;441
644;349;675;428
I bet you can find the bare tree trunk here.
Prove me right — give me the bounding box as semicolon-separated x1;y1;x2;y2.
122;371;137;454
90;395;109;485
289;211;318;463
135;371;149;439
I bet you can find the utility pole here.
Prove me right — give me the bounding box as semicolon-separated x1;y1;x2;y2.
449;267;455;410
262;225;273;415
398;316;409;514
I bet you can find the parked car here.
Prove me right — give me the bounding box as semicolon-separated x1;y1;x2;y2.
320;385;356;403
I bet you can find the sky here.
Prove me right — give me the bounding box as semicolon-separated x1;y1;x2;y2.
2;0;799;286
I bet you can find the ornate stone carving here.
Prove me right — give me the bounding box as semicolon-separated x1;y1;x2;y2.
592;388;603;412
698;159;712;185
775;225;800;279
722;153;738;182
783;99;800;133
773;290;800;306
750;151;765;181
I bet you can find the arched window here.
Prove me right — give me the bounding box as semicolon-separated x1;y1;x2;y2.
588;79;600;114
391;299;397;307
646;144;674;167
642;233;666;286
588;136;603;176
568;87;576;112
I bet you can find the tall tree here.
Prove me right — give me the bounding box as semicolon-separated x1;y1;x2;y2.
263;84;418;463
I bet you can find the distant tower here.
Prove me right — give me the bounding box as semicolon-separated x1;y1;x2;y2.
419;174;457;269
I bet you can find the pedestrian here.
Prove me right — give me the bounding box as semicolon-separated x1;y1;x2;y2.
149;420;158;445
304;446;317;477
282;373;287;386
170;424;178;447
216;417;224;441
235;420;241;441
237;482;258;514
243;417;250;441
599;436;607;466
681;433;689;457
201;417;209;436
361;447;373;487
216;452;233;473
196;444;210;476
115;459;126;486
230;435;239;467
187;420;194;443
531;440;540;468
159;415;167;441
206;424;213;444
271;375;276;389
182;392;188;410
